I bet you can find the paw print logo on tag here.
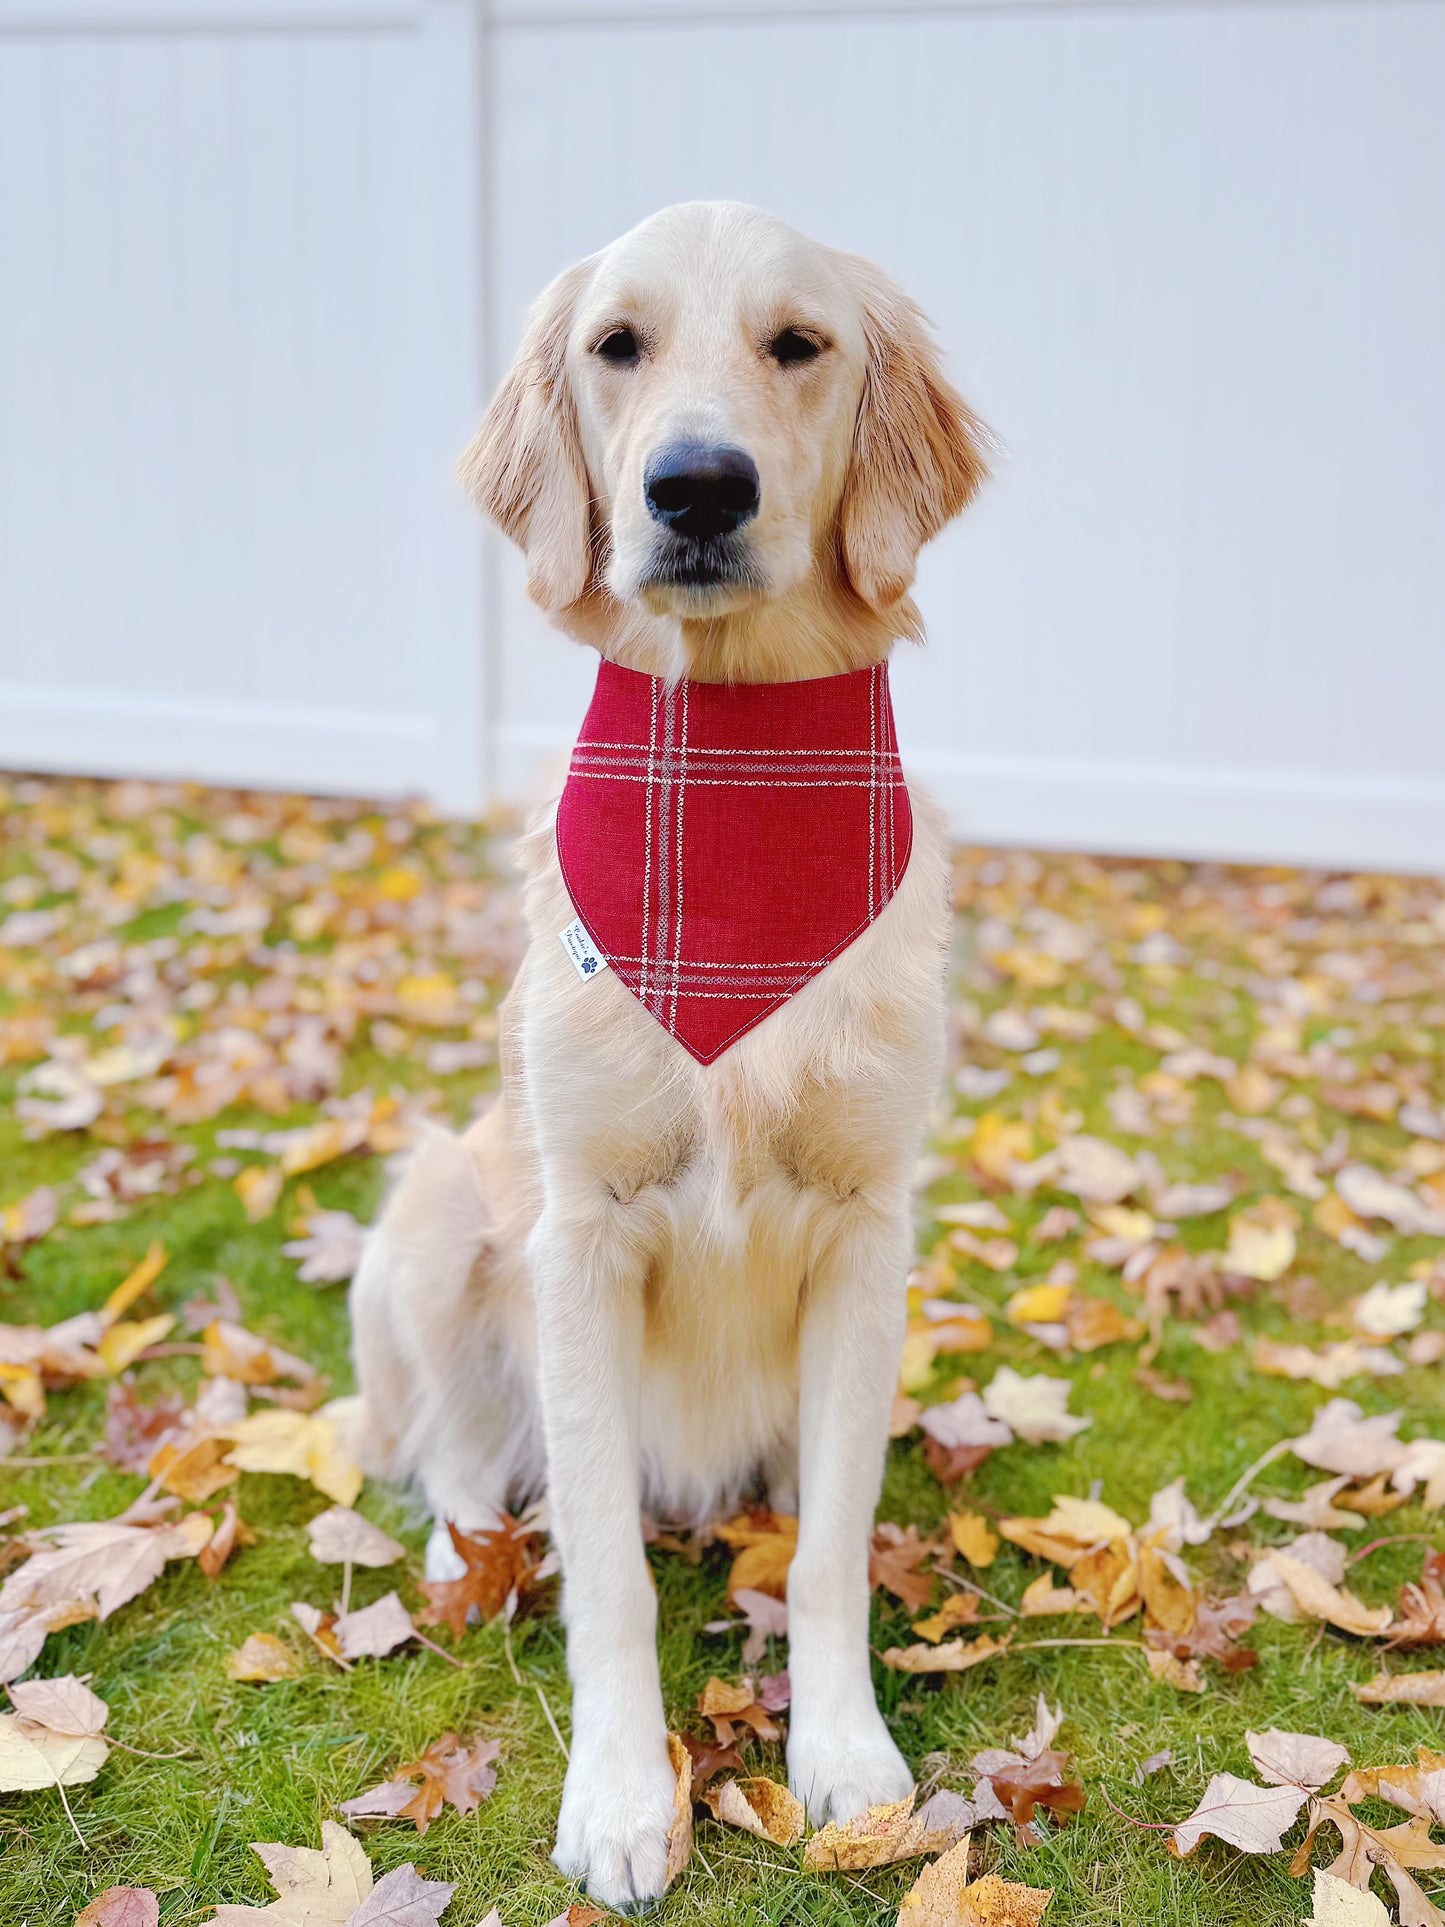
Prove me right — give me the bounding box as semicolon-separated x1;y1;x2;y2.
560;918;609;982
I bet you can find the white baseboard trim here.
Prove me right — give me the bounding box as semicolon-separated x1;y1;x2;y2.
493;726;1445;874
0;684;437;801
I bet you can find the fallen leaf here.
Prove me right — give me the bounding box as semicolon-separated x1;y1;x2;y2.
900;1854;1052;1927
0;1677;111;1789
416;1515;548;1636
1053;1136;1143;1204
307;1507;405;1570
715;1511;797;1602
282;1209;368;1286
1172;1773;1309;1855
913;1593;983;1643
803;1790;959;1871
1353;1280;1429;1338
665;1731;692;1887
202;1321;315;1387
1305;1869;1391;1926
950;1512;999;1569
340;1732;500;1834
883;1633;1011;1675
1266;1553;1394;1638
101;1244;168;1322
75;1892;160;1927
871;1523;945;1614
335;1591;416;1660
1252;1338;1402;1390
1354;1673;1445;1707
703;1774;804;1846
981;1369;1090;1445
209;1821;376;1924
1226;1201;1298;1282
227;1633;303;1683
220;1407;362;1507
1245;1728;1350;1791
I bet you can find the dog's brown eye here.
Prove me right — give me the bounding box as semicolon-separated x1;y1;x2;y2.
769;328;822;366
594;327;639;365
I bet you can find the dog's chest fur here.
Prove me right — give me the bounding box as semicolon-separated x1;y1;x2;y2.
509;787;952;1516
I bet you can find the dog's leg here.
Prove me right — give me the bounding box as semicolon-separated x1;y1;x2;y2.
786;1198;913;1824
531;1196;675;1911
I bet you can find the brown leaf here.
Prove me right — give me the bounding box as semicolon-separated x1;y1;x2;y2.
1388;1553;1445;1649
697;1676;781;1745
987;1749;1086;1846
199;1501;255;1579
1144;1593;1259;1677
416;1518;547;1639
679;1733;744;1790
74;1891;159;1927
870;1523;945;1614
101;1379;185;1473
341;1733;500;1834
900;1851;1053;1927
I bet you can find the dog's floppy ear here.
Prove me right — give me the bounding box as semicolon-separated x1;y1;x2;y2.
459;260;593;614
838;261;992;613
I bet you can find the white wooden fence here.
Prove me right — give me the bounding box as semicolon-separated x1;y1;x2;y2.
2;0;1443;872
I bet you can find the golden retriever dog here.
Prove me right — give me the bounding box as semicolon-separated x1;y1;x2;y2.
350;200;989;1910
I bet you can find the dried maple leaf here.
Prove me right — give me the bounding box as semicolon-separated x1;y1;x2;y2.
702;1774;804;1846
202;1320;315;1387
981;1368;1090;1444
703;1585;787;1667
986;1749;1086;1846
218;1406;362;1507
870;1523;945;1614
0;1675;110;1791
1265;1552;1394;1638
340;1732;500;1834
208;1819;453;1924
416;1516;547;1636
75;1890;160;1927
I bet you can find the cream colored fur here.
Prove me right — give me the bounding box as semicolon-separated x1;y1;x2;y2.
350;201;989;1911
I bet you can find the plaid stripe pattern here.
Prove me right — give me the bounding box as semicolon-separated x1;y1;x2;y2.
556;657;912;1063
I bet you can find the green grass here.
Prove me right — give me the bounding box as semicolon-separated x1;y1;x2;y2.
1;780;1443;1925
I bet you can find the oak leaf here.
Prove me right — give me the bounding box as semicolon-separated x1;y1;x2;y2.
870;1523;946;1614
340;1732;500;1833
416;1516;547;1636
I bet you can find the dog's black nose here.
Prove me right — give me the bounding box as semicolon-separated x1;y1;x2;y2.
644;442;760;540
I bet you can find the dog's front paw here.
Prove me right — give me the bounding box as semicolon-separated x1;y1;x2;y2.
553;1735;677;1912
787;1706;913;1827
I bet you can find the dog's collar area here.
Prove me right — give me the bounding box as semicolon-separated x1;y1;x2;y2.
555;656;913;1062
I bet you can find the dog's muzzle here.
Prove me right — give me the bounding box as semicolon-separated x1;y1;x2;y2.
641;441;762;590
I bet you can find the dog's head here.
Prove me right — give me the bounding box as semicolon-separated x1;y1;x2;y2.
462;201;989;642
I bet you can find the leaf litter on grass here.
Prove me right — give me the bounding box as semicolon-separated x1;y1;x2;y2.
4;780;1445;1922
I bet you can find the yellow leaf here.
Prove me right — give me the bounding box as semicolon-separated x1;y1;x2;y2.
221;1409;363;1507
899;1328;941;1394
950;1510;1000;1569
1006;1283;1072;1326
900;1848;1053;1927
376;867;423;901
1018;1573;1085;1617
0;1361;45;1420
234;1165;283;1222
972;1113;1033;1184
1268;1552;1393;1637
226;1633;303;1683
150;1433;240;1502
101;1242;167;1323
912;1594;985;1644
1226;1201;1298;1282
705;1775;805;1847
97;1314;175;1376
1139;1547;1196;1636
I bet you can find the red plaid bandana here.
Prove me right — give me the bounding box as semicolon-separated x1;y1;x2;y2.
555;657;913;1063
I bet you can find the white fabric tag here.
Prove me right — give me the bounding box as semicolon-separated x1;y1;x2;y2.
560;917;608;981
